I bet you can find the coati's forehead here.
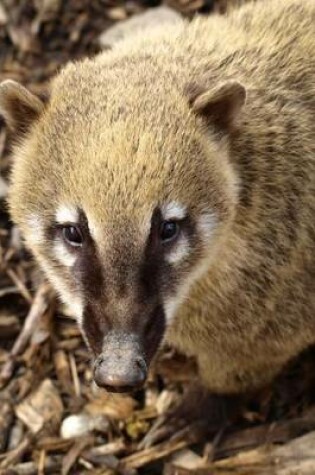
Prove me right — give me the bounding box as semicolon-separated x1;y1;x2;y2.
36;124;212;228
49;52;190;129
10;52;231;234
30;88;218;223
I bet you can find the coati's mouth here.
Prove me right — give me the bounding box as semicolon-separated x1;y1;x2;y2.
96;383;145;394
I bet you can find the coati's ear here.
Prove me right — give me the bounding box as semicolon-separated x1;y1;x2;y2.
187;80;246;132
0;80;45;134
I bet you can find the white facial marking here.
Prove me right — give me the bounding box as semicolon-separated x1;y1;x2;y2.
165;235;190;264
164;257;212;324
161;202;187;221
54;204;79;267
56;204;79;224
88;217;101;244
164;297;182;326
27;214;45;246
28;207;84;325
62;297;83;325
39;259;83;322
164;211;218;324
54;241;76;267
197;212;217;242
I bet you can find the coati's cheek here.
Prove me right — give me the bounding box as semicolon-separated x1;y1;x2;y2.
163;211;218;323
24;214;83;320
165;235;190;264
26;214;46;248
33;254;84;321
197;212;218;243
54;241;77;267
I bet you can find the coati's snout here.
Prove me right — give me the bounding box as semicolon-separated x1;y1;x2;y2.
85;304;166;392
93;332;147;392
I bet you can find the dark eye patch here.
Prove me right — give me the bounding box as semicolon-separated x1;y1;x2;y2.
159;221;180;242
47;207;92;250
146;206;191;255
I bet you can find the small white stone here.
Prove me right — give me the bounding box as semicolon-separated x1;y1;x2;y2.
61;413;109;439
61;414;89;439
99;6;181;49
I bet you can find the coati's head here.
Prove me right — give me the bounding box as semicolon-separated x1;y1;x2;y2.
0;52;245;392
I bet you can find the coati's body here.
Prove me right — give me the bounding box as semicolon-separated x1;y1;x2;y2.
2;0;315;395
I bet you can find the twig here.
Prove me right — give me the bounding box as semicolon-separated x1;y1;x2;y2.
213;430;315;475
69;353;81;397
0;456;62;475
0;400;14;452
0;434;34;469
0;282;54;388
37;450;46;475
62;436;93;475
216;409;315;459
0;286;19;298
120;431;201;469
6;268;32;304
83;439;126;459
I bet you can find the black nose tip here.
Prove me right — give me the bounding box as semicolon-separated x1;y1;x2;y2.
94;357;147;393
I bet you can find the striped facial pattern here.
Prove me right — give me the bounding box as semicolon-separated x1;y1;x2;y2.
27;200;217;386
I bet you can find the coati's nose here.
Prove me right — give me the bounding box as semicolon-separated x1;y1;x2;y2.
93;333;147;393
94;356;147;392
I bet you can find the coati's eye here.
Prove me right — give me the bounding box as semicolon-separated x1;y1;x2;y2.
160;221;179;242
62;225;83;247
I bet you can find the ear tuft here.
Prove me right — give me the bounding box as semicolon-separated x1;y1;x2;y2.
187;80;246;132
0;80;45;134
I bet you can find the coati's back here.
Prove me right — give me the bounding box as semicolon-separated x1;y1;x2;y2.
1;0;315;394
168;0;315;391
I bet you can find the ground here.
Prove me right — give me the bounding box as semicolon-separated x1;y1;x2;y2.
1;1;315;474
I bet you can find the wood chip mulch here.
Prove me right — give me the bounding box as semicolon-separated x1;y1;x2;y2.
1;1;315;474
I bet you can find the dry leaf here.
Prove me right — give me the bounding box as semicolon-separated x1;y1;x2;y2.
16;379;63;435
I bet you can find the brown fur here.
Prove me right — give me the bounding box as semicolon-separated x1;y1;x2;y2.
2;0;315;393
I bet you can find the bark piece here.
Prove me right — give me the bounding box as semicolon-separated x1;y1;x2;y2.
15;379;63;435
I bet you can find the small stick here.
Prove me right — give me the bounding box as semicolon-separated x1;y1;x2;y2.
0;400;13;452
216;410;315;459
0;434;34;469
0;456;62;475
0;285;19;298
0;282;54;388
37;450;46;475
6;268;32;304
69;353;81;398
53;349;73;395
120;436;200;469
84;439;126;459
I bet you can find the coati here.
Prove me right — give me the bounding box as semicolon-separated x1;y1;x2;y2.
1;0;315;437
